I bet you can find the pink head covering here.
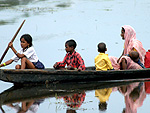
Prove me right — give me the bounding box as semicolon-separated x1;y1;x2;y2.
122;25;146;64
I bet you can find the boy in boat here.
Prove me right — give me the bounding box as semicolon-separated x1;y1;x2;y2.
119;51;143;70
95;42;114;71
53;39;85;70
0;34;45;69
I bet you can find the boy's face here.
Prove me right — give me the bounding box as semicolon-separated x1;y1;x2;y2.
65;43;74;53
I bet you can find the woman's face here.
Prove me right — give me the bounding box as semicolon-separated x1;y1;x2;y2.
20;38;29;49
121;28;125;40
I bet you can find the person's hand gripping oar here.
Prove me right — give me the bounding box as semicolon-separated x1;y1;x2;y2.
0;20;26;65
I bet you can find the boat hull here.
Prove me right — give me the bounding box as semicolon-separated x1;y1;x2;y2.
0;68;150;85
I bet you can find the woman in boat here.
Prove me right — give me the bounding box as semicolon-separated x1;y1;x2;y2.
119;51;143;70
0;34;45;69
118;25;146;64
110;25;146;70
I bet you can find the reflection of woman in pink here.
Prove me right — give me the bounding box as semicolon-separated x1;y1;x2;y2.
119;82;146;113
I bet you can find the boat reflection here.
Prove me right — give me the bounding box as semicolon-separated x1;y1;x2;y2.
95;80;150;113
0;79;150;113
6;99;44;113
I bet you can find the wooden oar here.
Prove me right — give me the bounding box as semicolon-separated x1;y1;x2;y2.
0;20;26;64
0;106;5;113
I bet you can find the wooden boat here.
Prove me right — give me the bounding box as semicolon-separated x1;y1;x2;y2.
0;67;150;85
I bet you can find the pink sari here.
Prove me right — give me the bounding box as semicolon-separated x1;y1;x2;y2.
109;56;120;70
119;56;142;69
123;25;146;64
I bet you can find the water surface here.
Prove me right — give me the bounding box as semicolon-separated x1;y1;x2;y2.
0;0;150;113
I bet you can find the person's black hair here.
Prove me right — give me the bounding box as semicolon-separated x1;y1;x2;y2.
65;39;77;49
99;102;107;111
66;109;77;113
20;34;33;47
122;27;125;33
129;51;139;62
98;42;106;53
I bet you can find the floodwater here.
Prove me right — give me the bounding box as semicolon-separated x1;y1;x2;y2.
0;0;150;113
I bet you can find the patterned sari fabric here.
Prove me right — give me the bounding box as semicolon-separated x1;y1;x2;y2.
123;25;146;64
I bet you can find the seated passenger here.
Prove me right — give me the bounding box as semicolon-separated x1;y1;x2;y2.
95;42;114;71
128;50;145;68
0;34;45;69
119;51;142;70
53;39;85;71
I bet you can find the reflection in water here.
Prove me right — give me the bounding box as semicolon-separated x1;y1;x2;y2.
119;82;146;113
59;91;86;113
56;2;72;8
95;88;112;111
1;80;150;113
145;81;150;94
7;99;44;113
94;81;150;113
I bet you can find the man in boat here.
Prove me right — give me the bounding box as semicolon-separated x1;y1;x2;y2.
53;39;85;71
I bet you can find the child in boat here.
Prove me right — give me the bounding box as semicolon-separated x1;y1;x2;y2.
119;51;142;70
128;50;145;68
53;39;85;70
95;42;114;71
0;34;45;69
